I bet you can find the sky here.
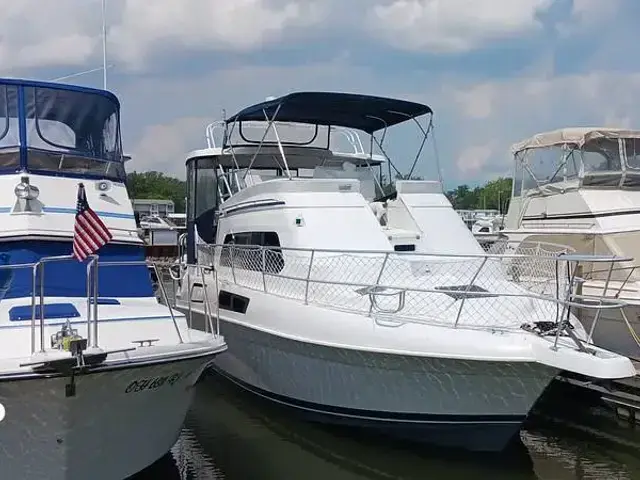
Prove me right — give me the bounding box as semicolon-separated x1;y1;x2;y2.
1;0;638;188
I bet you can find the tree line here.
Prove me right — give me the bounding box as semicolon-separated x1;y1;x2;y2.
126;171;187;213
126;170;513;214
445;177;512;212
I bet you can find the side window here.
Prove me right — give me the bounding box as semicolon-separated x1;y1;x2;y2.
220;231;284;273
512;153;523;197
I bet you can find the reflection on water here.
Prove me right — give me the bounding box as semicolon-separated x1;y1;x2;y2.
132;374;640;480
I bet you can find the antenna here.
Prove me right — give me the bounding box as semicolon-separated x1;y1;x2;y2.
50;66;112;83
46;0;111;86
101;0;108;90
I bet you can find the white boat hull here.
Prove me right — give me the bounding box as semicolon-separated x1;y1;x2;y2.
0;352;216;480
186;311;556;451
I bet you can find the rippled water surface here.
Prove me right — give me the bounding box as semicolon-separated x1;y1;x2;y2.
131;374;640;480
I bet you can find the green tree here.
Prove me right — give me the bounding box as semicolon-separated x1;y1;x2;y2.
479;177;512;212
126;171;186;213
446;177;512;212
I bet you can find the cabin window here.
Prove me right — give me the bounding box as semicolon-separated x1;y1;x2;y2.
218;290;250;314
625;138;640;171
479;227;490;233
0;85;21;171
220;231;284;273
194;162;218;219
394;244;416;252
580;138;623;187
522;146;571;191
513;153;523;197
20;86;125;180
581;143;620;174
188;157;219;244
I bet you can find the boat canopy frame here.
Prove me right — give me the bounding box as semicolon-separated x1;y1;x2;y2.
220;91;437;188
0;78;125;181
511;127;640;197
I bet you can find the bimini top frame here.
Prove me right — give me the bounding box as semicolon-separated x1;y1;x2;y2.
511;127;640;154
225;91;432;134
511;127;640;195
220;91;435;184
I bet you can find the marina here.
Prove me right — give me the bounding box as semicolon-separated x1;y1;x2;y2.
138;92;640;478
4;1;640;478
2;79;640;479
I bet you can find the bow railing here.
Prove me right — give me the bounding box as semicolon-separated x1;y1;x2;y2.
193;241;633;352
0;255;208;357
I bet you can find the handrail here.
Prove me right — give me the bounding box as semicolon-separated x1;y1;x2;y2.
209;244;627;308
34;255;78;352
202;242;633;350
213;242;578;261
169;261;219;336
0;255;193;356
97;259;186;343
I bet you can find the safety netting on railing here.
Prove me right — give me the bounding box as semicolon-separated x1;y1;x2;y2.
206;241;587;331
486;239;574;296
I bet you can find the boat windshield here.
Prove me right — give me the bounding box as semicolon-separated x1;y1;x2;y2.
513;136;640;196
0;81;124;181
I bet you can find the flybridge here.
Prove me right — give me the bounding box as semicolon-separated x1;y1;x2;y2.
0;78;124;181
193;91;439;191
184;91;440;262
221;91;434;176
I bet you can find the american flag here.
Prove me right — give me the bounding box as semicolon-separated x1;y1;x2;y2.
72;183;113;261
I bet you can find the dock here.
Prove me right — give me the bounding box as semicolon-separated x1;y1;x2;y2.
556;361;640;424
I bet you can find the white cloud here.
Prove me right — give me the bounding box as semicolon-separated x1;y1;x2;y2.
456;143;497;176
0;0;325;74
124;63;640;186
570;0;622;26
0;0;637;188
451;84;496;119
555;0;623;36
110;0;325;69
129;116;211;178
122;59;376;178
444;71;640;181
0;0;99;72
0;0;621;74
366;0;554;53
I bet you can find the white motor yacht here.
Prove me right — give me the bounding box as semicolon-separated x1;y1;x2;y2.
471;214;505;248
173;94;635;451
500;128;640;360
0;78;226;480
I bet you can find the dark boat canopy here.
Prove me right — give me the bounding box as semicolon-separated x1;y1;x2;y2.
0;77;124;179
225;92;432;134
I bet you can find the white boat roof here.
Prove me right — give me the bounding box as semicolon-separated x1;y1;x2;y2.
511;127;640;154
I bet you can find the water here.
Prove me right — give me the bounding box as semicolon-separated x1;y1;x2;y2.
131;374;640;480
